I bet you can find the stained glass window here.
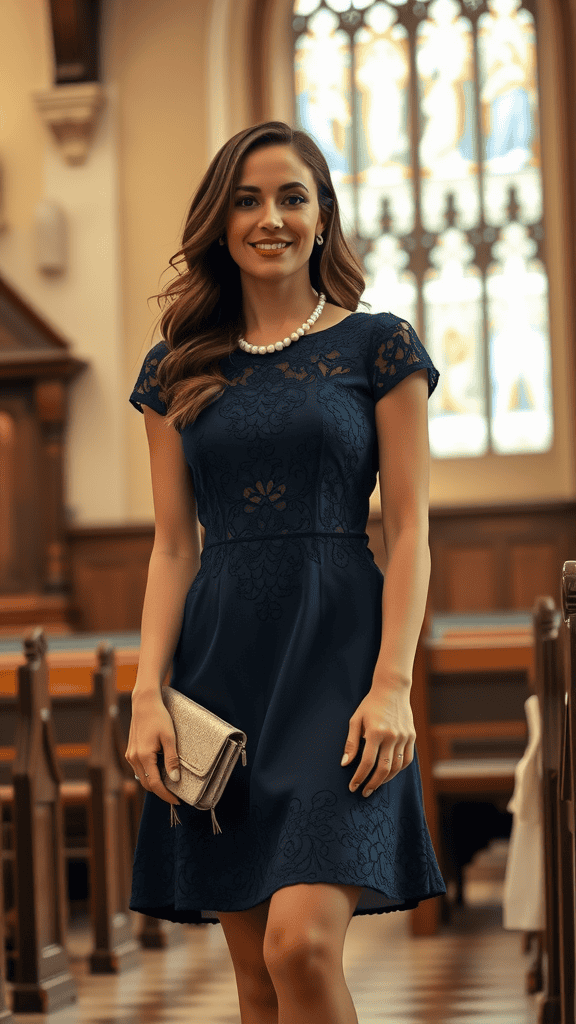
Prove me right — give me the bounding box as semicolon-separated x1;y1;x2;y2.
293;0;552;458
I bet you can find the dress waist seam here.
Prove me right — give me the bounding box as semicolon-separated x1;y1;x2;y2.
202;530;369;551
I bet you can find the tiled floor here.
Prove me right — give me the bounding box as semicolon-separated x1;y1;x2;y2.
5;880;541;1023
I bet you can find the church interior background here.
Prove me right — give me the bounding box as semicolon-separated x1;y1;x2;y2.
0;1;575;1022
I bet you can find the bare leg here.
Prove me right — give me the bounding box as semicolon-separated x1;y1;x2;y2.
218;898;278;1024
263;882;363;1024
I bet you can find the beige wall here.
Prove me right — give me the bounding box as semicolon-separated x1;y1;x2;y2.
107;0;211;520
0;0;574;528
0;1;50;230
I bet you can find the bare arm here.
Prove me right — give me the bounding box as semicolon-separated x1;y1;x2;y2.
134;549;200;698
132;405;202;700
372;368;432;691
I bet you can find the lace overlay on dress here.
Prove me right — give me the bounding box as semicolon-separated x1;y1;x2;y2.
129;315;439;415
371;319;439;401
131;351;168;414
226;347;352;389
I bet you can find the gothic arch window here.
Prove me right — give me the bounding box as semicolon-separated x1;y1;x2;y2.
293;0;552;461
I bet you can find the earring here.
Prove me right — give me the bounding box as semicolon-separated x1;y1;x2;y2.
316;234;323;245
219;235;226;246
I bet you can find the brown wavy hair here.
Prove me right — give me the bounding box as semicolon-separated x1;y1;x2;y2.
146;121;369;432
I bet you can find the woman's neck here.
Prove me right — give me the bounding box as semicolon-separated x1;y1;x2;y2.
241;282;320;340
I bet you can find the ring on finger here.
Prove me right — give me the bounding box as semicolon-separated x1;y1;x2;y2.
363;753;404;797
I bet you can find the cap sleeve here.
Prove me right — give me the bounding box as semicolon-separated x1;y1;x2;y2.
369;314;439;403
129;341;170;415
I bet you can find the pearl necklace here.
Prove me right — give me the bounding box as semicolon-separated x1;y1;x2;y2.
238;293;327;355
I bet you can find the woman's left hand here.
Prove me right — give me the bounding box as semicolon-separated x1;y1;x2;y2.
341;680;416;797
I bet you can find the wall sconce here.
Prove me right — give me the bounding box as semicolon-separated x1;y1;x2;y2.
34;200;67;275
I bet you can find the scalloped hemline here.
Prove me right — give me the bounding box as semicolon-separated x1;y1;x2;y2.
129;886;447;926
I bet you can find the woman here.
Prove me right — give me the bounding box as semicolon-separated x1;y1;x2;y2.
126;120;446;1024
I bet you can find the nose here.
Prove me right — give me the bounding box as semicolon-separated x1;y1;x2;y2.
257;200;284;231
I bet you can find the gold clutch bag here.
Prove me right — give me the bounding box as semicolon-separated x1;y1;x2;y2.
159;685;247;835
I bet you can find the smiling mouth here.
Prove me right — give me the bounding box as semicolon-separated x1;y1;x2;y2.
250;243;293;259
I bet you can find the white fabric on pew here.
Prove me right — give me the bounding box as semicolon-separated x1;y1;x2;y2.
502;693;545;930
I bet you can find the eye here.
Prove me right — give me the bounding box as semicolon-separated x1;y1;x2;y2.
235;195;307;208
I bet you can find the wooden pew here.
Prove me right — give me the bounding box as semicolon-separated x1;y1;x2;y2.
0;629;146;892
532;565;576;1024
411;606;532;936
8;627;76;1013
533;594;563;1024
0;790;14;1023
558;564;576;1023
3;630;144;1012
86;640;140;972
0;630;145;699
0;631;184;974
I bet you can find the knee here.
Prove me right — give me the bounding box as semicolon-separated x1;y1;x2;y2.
263;925;334;980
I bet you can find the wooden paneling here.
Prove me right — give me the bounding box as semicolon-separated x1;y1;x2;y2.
425;501;576;613
8;501;565;634
510;543;561;608
0;396;44;592
445;547;498;611
67;525;158;632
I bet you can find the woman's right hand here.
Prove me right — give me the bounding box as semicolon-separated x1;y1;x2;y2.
126;690;182;807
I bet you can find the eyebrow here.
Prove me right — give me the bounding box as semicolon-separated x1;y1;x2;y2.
234;181;309;193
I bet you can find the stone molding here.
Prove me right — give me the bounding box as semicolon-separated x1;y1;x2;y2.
32;82;106;166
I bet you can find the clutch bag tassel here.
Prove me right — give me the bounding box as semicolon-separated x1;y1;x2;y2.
170;802;222;833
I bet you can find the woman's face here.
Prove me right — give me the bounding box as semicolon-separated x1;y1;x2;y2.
225;144;327;284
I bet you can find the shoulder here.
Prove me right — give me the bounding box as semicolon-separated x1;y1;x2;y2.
129;339;171;416
368;310;417;341
137;339;171;390
348;310;417;346
367;310;429;360
364;311;440;401
143;339;170;367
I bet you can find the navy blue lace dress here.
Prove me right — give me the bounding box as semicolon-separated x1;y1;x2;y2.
128;310;447;924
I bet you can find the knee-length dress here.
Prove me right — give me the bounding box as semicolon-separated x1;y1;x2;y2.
128;310;447;924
